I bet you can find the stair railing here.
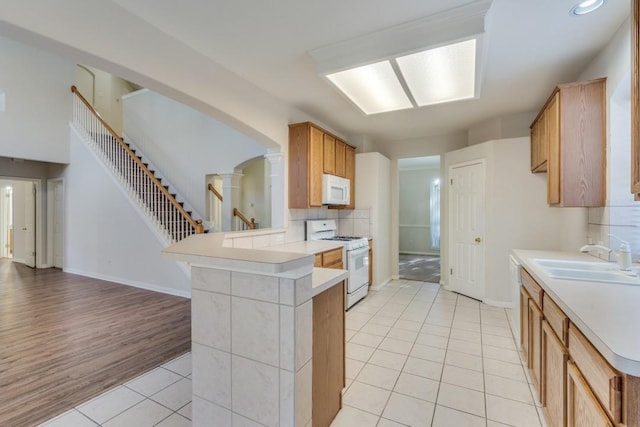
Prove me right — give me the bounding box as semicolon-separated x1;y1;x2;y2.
207;183;223;201
71;85;204;242
233;208;256;230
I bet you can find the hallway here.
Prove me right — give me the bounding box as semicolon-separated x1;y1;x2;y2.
0;259;191;427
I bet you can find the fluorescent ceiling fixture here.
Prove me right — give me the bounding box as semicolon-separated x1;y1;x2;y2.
397;39;477;107
326;61;413;115
571;0;605;15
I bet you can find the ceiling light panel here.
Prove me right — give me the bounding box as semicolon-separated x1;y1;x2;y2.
326;61;413;115
397;39;477;107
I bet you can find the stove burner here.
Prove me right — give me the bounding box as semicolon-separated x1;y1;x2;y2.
322;236;364;241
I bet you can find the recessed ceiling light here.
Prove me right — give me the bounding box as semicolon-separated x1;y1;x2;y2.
396;39;477;107
570;0;606;16
326;61;413;115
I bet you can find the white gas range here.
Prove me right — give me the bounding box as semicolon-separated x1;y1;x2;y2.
306;220;369;309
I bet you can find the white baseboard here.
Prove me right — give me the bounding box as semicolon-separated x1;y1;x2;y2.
399;251;441;256
63;268;191;299
370;276;392;291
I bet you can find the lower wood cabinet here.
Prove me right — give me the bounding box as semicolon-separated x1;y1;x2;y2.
312;281;345;427
567;360;614;427
520;286;531;363
314;247;344;269
529;298;543;400
542;320;568;427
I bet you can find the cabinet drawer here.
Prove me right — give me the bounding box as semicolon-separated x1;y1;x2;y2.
521;268;543;308
543;294;569;346
568;324;623;424
322;248;343;267
567;361;614;427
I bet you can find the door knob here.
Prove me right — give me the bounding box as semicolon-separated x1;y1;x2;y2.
475;237;482;243
22;227;27;231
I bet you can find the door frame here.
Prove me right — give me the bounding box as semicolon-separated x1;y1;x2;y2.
47;178;64;268
445;159;486;301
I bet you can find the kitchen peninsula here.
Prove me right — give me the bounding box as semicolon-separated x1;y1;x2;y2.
164;231;347;427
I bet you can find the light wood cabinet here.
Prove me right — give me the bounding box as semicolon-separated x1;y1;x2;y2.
289;122;357;209
312;281;345;427
529;298;543;399
314;247;344;270
542;320;568;427
567;361;614;427
530;78;606;207
520;286;531;362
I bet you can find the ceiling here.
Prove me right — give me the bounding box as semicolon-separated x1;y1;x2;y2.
104;0;628;145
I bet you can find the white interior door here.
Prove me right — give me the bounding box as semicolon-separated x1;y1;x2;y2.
448;160;485;300
13;181;36;268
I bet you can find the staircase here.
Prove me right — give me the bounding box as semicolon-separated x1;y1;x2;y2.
71;86;206;243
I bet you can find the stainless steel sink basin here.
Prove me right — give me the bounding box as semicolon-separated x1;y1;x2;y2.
533;258;640;285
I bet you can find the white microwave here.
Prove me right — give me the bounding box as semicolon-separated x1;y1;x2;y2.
322;174;350;205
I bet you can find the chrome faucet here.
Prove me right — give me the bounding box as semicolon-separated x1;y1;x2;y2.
579;243;611;255
579;235;632;271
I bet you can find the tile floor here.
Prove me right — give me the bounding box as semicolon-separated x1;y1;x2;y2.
40;280;546;427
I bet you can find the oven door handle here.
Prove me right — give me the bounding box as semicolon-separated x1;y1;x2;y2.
347;246;369;257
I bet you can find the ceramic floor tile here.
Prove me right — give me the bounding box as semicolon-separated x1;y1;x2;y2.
359;323;392;337
482;345;521;365
432;405;486;427
441;364;484;392
410;343;446;363
393;372;439;403
346;318;368;331
155;413;191;427
420;324;450;337
483;334;517;350
436;382;486;417
150;378;192;410
484;358;527;383
125;368;182;397
350;331;385;348
403;357;443;381
487;421;512;427
486;394;541;427
386;327;419;343
40;409;98;427
378;337;414;355
329;406;379;427
102;399;172;427
345;329;357;341
449;328;482;343
485;373;534;405
446;338;482;356
369;315;398;327
368;349;408;371
381;392;435;426
162;353;192;377
482;325;513;338
376;418;406;427
415;333;449;349
77;386;145;424
394;319;423;332
346;358;365;379
346;342;376;362
342;381;391;416
451;320;482;332
177;402;192;420
356;363;401;390
444;349;483;372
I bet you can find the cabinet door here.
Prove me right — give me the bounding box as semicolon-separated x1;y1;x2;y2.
345;145;356;209
529;298;543;399
520;286;530;363
542;321;568;427
309;126;324;207
335;140;346;177
567;361;614;427
531;120;540;172
323;134;336;175
547;93;561;205
531;112;548;173
312;282;345;427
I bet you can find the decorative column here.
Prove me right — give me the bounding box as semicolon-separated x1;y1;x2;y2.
220;172;243;232
265;151;285;229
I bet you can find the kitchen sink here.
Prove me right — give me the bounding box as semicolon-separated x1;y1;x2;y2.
533;258;640;285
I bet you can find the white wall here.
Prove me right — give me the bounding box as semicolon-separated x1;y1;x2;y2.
442;137;587;305
122;90;267;218
239;157;269;228
356;152;392;288
64;127;189;296
398;167;440;255
0;37;75;163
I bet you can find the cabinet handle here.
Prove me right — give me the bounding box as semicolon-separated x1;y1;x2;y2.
475;237;482;243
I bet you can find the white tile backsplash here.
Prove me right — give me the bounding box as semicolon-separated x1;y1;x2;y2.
231;272;279;303
231;356;279;426
192;267;231;294
231;297;279;367
192;290;231;352
295;300;313;370
192;343;231;409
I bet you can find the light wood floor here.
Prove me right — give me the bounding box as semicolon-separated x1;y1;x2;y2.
0;259;191;427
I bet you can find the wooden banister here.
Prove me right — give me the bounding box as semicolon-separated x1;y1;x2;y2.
71;85;204;235
233;208;256;230
207;183;223;201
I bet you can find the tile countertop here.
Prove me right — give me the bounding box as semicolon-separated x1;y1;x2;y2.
512;249;640;376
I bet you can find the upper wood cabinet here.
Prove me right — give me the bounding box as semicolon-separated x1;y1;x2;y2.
530;78;606;207
289;122;356;209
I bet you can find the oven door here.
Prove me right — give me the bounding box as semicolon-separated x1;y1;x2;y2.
347;246;369;293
